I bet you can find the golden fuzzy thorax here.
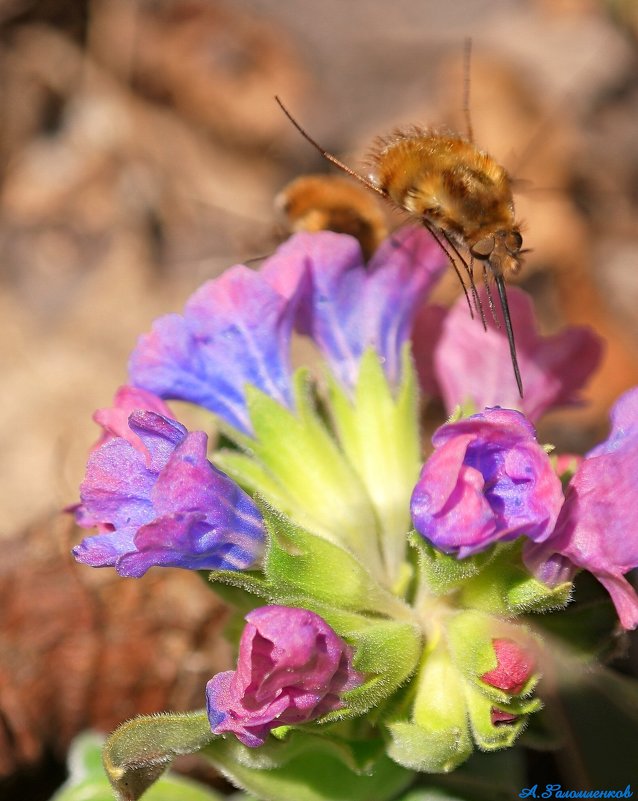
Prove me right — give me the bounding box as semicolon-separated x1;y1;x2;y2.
369;132;520;272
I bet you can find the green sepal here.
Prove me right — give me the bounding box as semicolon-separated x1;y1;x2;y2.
102;711;213;800
213;449;294;513
263;506;412;620
202;730;413;801
408;533;488;598
457;541;572;615
239;370;381;567
386;643;473;773
50;732;226;801
445;610;540;702
332;618;423;720
463;683;540;751
385;720;473;775
327;346;420;585
208;569;270;602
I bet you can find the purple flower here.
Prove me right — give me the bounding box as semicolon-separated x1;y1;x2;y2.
73;410;265;576
411;409;563;558
128;260;308;435
524;387;638;629
412;287;603;422
206;605;363;747
263;227;446;390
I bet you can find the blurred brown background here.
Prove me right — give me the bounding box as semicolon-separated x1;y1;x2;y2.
1;0;638;795
3;0;638;536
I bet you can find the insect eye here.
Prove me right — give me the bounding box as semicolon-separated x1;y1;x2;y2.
510;230;523;250
470;236;494;259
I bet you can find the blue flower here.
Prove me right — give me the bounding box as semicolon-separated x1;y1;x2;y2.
128;262;308;435
269;227;446;391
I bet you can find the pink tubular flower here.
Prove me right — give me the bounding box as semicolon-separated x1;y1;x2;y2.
206;606;363;747
411;408;563;558
412;287;603;422
481;639;535;694
91;385;175;452
524;387;638;630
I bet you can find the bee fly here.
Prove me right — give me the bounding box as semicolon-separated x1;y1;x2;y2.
275;52;527;397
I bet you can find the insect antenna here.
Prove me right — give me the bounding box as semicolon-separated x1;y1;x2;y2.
493;273;524;398
462;37;474;143
275;97;388;200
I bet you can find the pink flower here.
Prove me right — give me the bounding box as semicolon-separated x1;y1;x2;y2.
412;287;603;422
524;387;638;629
206;606;363;747
411;408;564;558
91;385;175;453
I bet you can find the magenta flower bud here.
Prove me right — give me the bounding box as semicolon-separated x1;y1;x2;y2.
206;605;363;747
490;709;519;726
481;639;535;694
411;408;564;558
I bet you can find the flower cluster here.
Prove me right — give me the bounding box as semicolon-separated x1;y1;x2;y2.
72;222;637;799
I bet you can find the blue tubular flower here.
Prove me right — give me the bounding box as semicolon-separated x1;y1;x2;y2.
73;410;265;576
128;263;307;435
262;227;446;391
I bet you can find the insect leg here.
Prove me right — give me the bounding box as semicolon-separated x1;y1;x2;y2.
440;231;487;330
420;220;474;319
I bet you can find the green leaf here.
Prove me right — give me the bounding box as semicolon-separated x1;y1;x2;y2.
445;610;540;702
102;712;213;800
203;731;413;801
345;620;423;715
49;731;226;801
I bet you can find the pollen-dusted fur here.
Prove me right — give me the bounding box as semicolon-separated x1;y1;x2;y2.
276;174;388;260
368;127;517;263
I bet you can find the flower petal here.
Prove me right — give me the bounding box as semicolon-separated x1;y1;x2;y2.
285;227;446;390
